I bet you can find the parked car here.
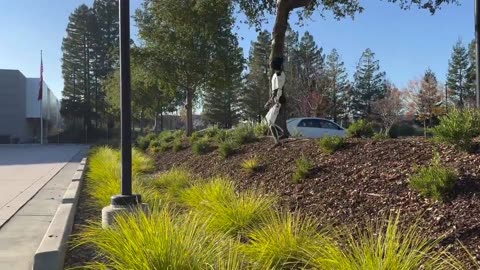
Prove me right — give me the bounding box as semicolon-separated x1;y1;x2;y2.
287;117;346;138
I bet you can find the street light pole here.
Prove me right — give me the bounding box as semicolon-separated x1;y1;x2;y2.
476;0;480;108
111;0;141;206
102;0;144;228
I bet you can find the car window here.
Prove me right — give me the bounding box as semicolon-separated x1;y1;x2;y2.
298;119;322;128
320;120;340;130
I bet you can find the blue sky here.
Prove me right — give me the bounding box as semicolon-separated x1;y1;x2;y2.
0;0;473;99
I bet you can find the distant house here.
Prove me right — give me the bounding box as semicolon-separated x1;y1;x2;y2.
0;69;61;143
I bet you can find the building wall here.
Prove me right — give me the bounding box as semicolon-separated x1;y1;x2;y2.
0;70;29;143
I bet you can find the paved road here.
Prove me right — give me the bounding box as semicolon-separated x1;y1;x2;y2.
0;145;87;270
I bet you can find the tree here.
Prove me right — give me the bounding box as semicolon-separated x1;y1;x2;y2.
61;4;96;139
241;31;272;122
203;23;245;128
446;39;469;107
104;49;178;133
61;0;119;142
289;31;326;117
408;69;443;136
135;0;236;136
235;0;457;140
372;83;404;135
465;39;477;107
351;48;386;119
324;49;349;123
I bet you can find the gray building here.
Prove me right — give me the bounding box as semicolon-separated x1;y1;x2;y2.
0;69;61;143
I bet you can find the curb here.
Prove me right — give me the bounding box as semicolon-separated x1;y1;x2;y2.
32;158;86;270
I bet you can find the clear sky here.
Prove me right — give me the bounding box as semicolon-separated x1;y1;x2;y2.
0;0;473;99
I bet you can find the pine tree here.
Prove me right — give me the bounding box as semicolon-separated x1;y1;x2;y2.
61;1;119;141
465;39;477;106
351;48;386;119
324;49;349;123
203;13;245;128
91;0;119;126
446;39;469;107
61;4;96;137
241;31;271;122
291;31;326;117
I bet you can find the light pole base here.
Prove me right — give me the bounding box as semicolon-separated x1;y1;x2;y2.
101;202;149;229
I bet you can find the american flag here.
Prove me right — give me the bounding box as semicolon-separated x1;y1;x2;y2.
38;51;43;101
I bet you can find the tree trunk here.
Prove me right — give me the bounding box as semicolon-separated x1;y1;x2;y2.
186;88;194;136
140;109;144;135
270;0;312;139
160;107;164;132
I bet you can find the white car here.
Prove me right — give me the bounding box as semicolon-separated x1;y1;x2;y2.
287;117;346;138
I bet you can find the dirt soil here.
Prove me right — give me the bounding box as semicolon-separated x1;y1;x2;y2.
154;137;480;266
65;137;480;268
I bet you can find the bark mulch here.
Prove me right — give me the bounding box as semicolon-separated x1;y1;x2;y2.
155;137;480;266
65;137;480;268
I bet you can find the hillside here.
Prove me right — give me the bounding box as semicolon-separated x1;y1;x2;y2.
154;137;480;263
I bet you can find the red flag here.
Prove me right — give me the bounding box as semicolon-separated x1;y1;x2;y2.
38;51;43;101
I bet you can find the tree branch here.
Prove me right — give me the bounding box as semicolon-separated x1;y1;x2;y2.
289;0;314;10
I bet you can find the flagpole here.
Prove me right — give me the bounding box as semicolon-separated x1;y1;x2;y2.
40;50;43;145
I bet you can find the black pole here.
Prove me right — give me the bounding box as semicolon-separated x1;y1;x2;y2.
111;0;141;206
476;0;480;108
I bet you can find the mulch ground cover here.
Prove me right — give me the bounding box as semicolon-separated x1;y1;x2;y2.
65;136;480;268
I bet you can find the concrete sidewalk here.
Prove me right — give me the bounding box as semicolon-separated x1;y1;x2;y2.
0;145;88;270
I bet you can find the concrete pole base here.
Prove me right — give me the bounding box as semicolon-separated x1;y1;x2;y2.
101;203;149;229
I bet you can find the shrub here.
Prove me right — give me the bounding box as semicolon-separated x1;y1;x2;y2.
241;211;325;269
308;212;460;270
181;178;276;236
151;142;170;153
317;136;345;154
204;125;222;139
373;132;389;140
192;138;211;155
430;108;480;150
347;120;374;138
218;141;237;159
254;121;269;137
87;147;156;207
76;207;239;270
181;177;236;209
409;153;457;201
293;155;314;183
153;169;194;203
136;133;157;151
215;129;231;143
172;139;182;152
232;124;257;145
241;158;261;174
190;131;202;143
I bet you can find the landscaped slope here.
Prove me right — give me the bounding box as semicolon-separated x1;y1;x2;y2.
154;137;480;263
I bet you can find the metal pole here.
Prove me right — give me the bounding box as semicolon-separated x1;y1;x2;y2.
110;0;140;206
476;0;480;108
120;0;132;196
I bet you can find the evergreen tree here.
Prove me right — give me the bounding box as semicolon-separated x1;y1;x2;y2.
241;31;271;122
61;1;119;141
60;4;96;137
324;49;349;123
446;39;469;107
203;17;245;128
465;39;477;106
351;48;386;119
293;31;326;117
